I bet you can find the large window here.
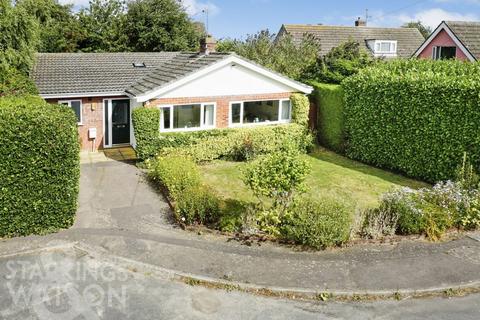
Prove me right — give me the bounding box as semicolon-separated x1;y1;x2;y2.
229;99;291;126
59;100;82;124
160;103;216;131
433;46;457;60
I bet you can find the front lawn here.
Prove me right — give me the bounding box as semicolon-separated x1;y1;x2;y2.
200;147;428;213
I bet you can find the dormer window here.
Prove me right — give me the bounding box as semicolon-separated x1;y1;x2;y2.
370;40;397;57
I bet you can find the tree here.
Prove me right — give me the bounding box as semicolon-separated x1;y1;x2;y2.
17;0;82;52
402;21;432;39
312;40;376;84
124;0;201;51
77;0;128;52
0;0;38;74
217;30;320;81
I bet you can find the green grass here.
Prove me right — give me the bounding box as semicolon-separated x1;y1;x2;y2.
201;147;428;212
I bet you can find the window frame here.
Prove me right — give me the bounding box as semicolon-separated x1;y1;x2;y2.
159;102;216;132
228;98;292;127
372;40;397;56
59;99;83;125
432;46;457;60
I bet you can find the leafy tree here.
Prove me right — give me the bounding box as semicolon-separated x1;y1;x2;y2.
17;0;81;52
402;21;432;39
124;0;201;51
217;30;320;81
0;68;38;97
0;0;38;74
77;0;128;52
311;40;376;84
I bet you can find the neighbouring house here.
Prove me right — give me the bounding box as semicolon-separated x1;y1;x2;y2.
277;18;425;59
413;21;480;61
32;39;312;151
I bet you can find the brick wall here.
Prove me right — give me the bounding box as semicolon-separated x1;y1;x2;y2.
147;92;293;129
46;96;129;151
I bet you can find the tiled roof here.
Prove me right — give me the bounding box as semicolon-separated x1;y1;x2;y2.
125;52;230;96
32;52;179;96
445;21;480;60
279;24;425;58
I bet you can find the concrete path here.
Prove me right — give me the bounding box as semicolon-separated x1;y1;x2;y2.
2;158;480;300
1;244;480;320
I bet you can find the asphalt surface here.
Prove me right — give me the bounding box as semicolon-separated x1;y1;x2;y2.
1;246;480;320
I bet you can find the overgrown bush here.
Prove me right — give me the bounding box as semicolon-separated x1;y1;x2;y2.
281;200;353;249
311;82;345;153
310;40;376;84
0;96;80;237
363;180;480;240
147;155;221;225
343;59;480;182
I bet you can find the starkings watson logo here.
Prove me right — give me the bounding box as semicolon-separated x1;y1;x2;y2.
1;247;132;319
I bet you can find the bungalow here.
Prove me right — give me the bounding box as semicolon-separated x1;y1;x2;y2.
32;39;312;151
413;21;480;61
277;18;425;59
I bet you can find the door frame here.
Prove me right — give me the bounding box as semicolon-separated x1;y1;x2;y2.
103;98;131;148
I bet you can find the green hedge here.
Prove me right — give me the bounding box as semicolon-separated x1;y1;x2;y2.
131;107;160;160
147;155;221;225
342;60;480;182
132;106;313;161
0;96;80;237
311;82;345;153
164;124;313;163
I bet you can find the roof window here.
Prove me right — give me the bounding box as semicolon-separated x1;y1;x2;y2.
132;62;146;68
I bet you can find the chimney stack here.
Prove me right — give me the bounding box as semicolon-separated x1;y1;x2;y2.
200;35;216;55
355;17;367;27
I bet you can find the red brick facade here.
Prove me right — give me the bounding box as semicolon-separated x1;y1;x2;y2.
48;92;294;151
47;96;129;151
147;92;293;129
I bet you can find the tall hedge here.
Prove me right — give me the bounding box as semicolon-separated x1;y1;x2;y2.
131;107;160;160
342;60;480;183
0;96;80;237
311;82;345;153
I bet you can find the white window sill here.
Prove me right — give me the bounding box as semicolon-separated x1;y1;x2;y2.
229;120;291;128
160;126;215;133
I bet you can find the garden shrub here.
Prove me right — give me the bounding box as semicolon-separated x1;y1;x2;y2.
281;200;353;249
147;155;200;200
0;68;38;97
132;107;160;160
311;82;345;153
364;179;480;240
290;93;310;127
147;154;222;225
0;96;80;237
175;185;220;225
243;147;311;212
342;59;480;183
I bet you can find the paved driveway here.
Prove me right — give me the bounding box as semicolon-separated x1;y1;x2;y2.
75;160;173;233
